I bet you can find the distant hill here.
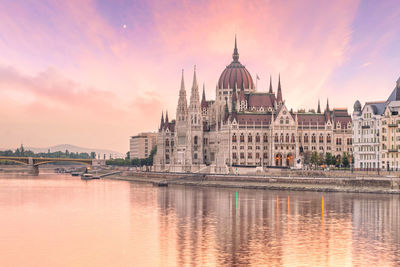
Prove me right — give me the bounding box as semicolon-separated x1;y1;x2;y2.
25;144;124;159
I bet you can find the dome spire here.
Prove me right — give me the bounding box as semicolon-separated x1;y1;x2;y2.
233;35;239;62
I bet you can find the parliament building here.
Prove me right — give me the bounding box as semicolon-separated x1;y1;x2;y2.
154;38;353;173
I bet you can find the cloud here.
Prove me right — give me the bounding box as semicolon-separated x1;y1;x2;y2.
362;62;372;67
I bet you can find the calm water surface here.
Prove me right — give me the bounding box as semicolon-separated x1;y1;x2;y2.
0;173;399;267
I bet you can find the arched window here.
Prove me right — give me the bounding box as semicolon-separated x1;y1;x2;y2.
194;136;198;145
285;116;289;124
304;134;309;143
285;133;289;143
256;134;260;143
240;133;244;143
194;153;198;159
327;134;331;143
280;133;284;143
274;133;279;143
291;134;295;143
165;139;170;146
248;134;252;143
232;134;237;143
311;134;316;143
263;134;268;143
319;134;324;143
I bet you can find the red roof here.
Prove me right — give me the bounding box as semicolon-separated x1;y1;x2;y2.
297;114;326;125
218;62;254;89
247;93;275;109
236;114;272;125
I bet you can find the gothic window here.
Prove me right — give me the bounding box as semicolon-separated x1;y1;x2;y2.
171;140;174;147
248;153;252;159
232;153;237;159
240;133;245;143
256;134;260;143
263;152;268;159
248;134;253;143
327;134;331;143
240;152;245;159
232;134;237;143
285;133;289;143
311;134;316;143
304;134;309;143
165;139;170;146
256;153;260;159
194;136;198;145
336;138;342;145
319;134;324;143
280;133;284;143
274;134;279;143
263;134;268;143
291;134;295;143
285;116;289;124
194;153;198;159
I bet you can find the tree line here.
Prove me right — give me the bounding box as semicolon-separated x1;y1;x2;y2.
106;146;157;166
0;145;96;159
303;151;352;168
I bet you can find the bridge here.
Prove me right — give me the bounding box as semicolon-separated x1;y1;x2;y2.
0;156;93;175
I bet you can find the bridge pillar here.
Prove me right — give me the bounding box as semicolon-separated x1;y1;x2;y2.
28;158;39;175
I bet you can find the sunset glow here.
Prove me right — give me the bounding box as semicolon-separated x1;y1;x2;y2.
1;0;399;152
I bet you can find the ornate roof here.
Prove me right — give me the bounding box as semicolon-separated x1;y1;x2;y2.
217;37;254;90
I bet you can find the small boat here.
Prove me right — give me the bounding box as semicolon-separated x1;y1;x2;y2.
81;173;94;180
71;172;81;176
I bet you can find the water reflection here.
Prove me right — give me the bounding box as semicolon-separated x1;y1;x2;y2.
0;174;399;266
153;185;400;266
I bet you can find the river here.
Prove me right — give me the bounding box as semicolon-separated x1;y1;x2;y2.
0;173;399;266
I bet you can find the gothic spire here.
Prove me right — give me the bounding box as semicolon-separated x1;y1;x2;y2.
317;99;321;113
233;35;239;62
180;69;185;93
160;111;164;129
201;83;207;109
192;65;198;89
165;110;169;123
277;74;283;103
269;75;273;94
326;98;330;112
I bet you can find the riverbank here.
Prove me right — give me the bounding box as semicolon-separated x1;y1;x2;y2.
105;172;400;194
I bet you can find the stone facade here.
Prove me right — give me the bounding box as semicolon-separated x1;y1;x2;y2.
154;38;353;173
352;77;400;171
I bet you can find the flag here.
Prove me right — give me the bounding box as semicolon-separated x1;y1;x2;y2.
256;74;260;80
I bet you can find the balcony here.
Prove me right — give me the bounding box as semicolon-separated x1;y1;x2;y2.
361;125;370;129
388;149;398;153
388;123;398;127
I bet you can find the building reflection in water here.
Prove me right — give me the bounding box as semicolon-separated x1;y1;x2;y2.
142;185;400;266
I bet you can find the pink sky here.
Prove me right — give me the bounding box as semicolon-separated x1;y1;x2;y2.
0;0;399;152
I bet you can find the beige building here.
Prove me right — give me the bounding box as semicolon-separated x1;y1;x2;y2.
130;132;157;159
381;101;400;171
154;38;352;173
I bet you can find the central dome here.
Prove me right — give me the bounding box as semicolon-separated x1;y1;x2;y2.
218;38;255;90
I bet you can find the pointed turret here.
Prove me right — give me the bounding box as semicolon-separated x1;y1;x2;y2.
232;35;239;62
326;98;330;112
201;83;207;109
269;75;273;94
317;99;321;113
160;111;164;130
239;80;246;102
189;65;201;126
176;69;188;122
165;110;169;123
277;74;283;103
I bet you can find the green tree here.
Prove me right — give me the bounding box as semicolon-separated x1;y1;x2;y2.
325;152;333;166
342;152;349;167
310;151;319;167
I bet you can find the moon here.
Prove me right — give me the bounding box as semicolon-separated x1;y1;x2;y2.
123;24;127;29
